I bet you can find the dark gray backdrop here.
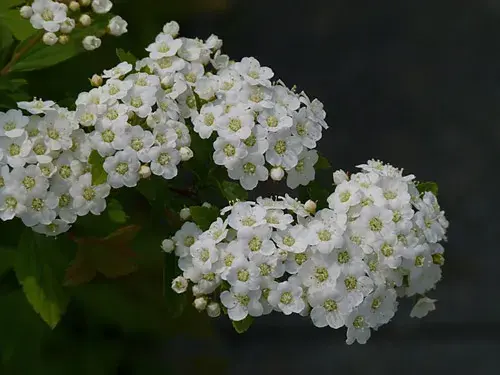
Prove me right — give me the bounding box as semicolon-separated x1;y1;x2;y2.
167;0;499;373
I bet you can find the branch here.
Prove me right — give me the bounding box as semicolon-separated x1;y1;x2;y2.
0;31;43;76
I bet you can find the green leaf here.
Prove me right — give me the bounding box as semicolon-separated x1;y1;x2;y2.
107;199;128;224
136;178;157;202
0;247;15;278
14;231;69;329
10;14;109;72
189;206;219;231
416;181;439;196
0;11;36;41
0;22;14;63
116;48;137;64
221;180;248;202
315;154;331;170
0;0;24;11
88;150;107;186
232;316;253;334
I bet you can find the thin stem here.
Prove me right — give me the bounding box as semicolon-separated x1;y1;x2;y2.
0;31;43;76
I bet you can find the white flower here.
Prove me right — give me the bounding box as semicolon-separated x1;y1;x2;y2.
89;122;129;157
292;108;322;148
410;296;437;318
333;169;349;185
60;17;75;34
213;137;247;169
194;297;207;311
103;62;133;79
69;173;110;216
239;224;276;257
172;276;188;293
272;224;309;253
0;109;28;138
18;98;55;115
216;105;254;141
268;281;305;315
226;257;260;290
92;0;113;14
146;33;183;59
228;153;269;190
353;206;395;243
193;104;223;139
264;209;293;230
20;192;58;227
10;165;49;197
299;255;340;294
345;307;371;344
241;125;269;154
190;237;219;272
364;287;397;326
124;126;154;162
227;202;267;236
30;0;67;32
103;149;140;188
148;145;181;180
309;289;349;329
327;180;362;213
82;36;102;51
257;106;293;133
220;286;263;321
173;222;202;257
179;207;191;221
108;15;127;36
266;130;303;170
233;57;274;87
32;219;71;237
207;302;221;318
163;21;180;37
286;149;318;189
337;262;374;309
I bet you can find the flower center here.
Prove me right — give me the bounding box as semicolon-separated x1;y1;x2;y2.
41;9;54;21
34;143;46;155
3;121;15;131
204;113;215;126
102;129;115;143
243;162;256;175
266;116;278;128
414;255;425;267
5;197;17;209
59;165;72;179
158;42;170;53
185;73;197;83
31;198;44;212
337;251;350;264
9;143;20;156
223;144;235;157
295;160;305;172
47;129;59;140
259;264;272;276
200;248;210;262
369;217;383;232
237;269;250;282
131;138;144;151
241;217;256;227
236;294;250;306
295;253;308;266
130;97;143;108
248;71;260;79
317;229;331;242
274;140;287;155
340;191;351;203
344;276;357;291
228;118;242;132
184;236;195;247
115;162;129;175
324;299;337;312
283;235;295;247
432;253;445;265
158;152;170;166
203;272;216;281
353;316;365;329
59;194;71;208
314;267;329;282
380;243;393;257
244;134;256;147
221;81;234;91
384;191;397;200
248;236;262;252
371;298;381;310
158;57;173;69
22;176;36;190
224;254;235;267
296;123;307;136
393;211;402;223
186;96;197;109
83;187;96;201
108;85;120;96
280;291;293;305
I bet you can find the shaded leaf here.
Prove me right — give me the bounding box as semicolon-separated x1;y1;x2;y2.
315;154;331;170
416;181;439;197
107;199;128;224
88;150;107;186
189;205;219;230
0;0;24;11
116;48;137;64
0;247;15;278
0;11;36;41
232;315;253;333
221;180;248;202
14;231;69;328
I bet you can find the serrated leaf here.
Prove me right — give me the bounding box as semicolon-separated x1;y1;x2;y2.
315;154;331;170
221;180;248;202
232;315;253;333
14;231;69;328
416;181;439;196
189;206;219;230
0;11;36;41
88;150;107;186
107;199;128;224
116;48;137;64
0;0;24;11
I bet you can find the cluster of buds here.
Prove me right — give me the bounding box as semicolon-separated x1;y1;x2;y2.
19;0;128;50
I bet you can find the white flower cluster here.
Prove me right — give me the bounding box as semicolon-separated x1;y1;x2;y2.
19;0;127;49
132;21;328;190
167;160;449;344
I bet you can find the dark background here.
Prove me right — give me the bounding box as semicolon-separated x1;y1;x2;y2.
29;0;499;373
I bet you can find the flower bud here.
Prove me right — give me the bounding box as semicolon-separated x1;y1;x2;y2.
270;167;285;181
179;146;193;161
202;202;212;209
20;6;33;19
171;276;188;294
333;169;348;185
304;200;317;214
60;18;76;34
92;0;113;14
139;165;151;179
42;32;58;46
163;21;180;37
82;35;101;51
90;74;103;87
79;14;92;27
161;239;175;253
206;302;221;318
79;0;91;6
192;285;202;297
108;15;128;36
69;1;81;12
179;207;191;221
58;35;70;45
193;297;207;311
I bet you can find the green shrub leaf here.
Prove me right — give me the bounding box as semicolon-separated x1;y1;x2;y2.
232;316;253;333
416;181;439;196
221;180;248;202
88;150;108;186
189;206;220;231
